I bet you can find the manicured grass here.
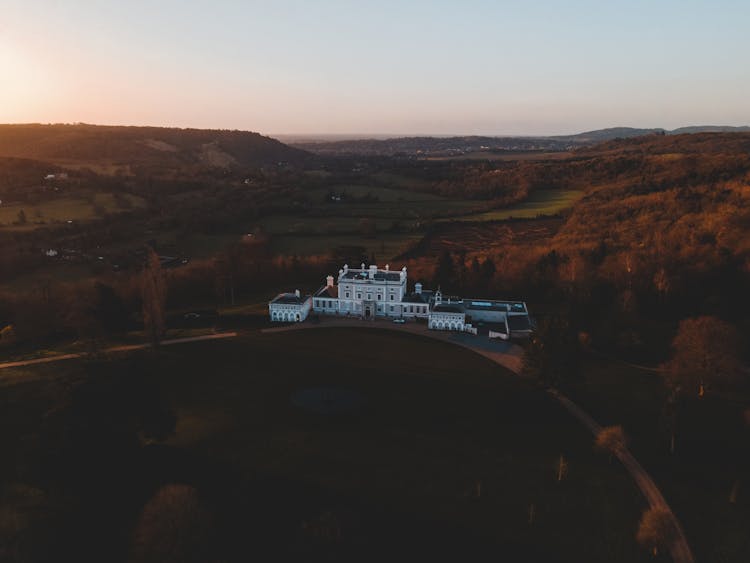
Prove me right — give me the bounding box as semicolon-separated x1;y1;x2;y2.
2;329;651;562
444;189;585;222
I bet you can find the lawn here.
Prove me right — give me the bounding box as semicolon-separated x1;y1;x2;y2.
1;329;652;562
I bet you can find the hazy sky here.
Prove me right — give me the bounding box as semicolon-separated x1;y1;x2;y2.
2;0;749;136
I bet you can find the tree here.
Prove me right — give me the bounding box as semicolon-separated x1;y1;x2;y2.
636;507;676;557
595;425;628;462
91;282;131;335
666;316;741;396
522;316;581;389
433;249;456;292
130;484;212;563
142;249;166;347
480;257;496;281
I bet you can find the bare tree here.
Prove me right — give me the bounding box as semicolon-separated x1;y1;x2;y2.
142;249;166;347
636;507;676;557
595;425;628;463
666;316;741;397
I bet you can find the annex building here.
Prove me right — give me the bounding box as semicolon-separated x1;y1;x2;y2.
269;263;533;339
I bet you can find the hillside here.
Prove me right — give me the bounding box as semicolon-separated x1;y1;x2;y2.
292;126;750;156
0;124;309;172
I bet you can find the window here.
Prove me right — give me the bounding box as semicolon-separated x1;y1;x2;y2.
357;293;362;299
390;305;394;312
346;292;350;298
390;294;394;301
377;294;381;301
367;293;372;300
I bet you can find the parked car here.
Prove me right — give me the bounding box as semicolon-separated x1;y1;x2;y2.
392;318;406;324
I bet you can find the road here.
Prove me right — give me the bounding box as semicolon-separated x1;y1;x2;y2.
265;317;695;563
0;332;238;371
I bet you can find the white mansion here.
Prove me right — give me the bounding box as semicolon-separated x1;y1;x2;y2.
269;263;533;339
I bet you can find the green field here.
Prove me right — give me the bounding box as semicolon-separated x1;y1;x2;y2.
0;192;144;228
306;184;444;202
1;329;650;562
444;189;585;222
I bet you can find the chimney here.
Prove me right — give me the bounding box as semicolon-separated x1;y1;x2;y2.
369;264;377;279
326;275;334;287
295;289;300;298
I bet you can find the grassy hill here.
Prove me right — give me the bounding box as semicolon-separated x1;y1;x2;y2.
0;123;309;171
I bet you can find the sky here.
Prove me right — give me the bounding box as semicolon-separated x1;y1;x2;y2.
1;0;749;136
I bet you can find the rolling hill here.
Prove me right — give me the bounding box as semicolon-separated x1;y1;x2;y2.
0;123;309;171
291;126;750;156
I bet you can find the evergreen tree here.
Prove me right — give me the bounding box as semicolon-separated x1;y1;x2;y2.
142;249;166;347
522;316;581;389
433;249;456;292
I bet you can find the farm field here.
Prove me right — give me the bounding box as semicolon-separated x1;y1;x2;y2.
427;151;575;161
0;192;144;228
444;189;585;222
1;329;650;562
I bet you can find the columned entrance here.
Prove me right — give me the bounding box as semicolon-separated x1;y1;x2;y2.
363;301;375;319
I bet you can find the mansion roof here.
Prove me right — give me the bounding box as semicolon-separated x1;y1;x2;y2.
271;293;309;305
315;286;339;298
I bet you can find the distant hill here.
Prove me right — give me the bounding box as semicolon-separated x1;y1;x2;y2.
0;124;309;172
669;125;750;134
292;126;750;156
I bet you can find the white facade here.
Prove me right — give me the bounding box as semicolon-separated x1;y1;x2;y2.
312;263;423;319
269;290;312;322
428;309;466;331
269;263;532;338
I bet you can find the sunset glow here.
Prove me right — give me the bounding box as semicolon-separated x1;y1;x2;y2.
2;0;749;135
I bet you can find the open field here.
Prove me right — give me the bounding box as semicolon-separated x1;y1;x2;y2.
0;192;144;228
1;329;650;562
443;189;585;222
305;183;444;202
427;151;576;162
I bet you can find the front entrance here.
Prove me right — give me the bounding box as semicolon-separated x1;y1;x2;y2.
364;305;373;318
